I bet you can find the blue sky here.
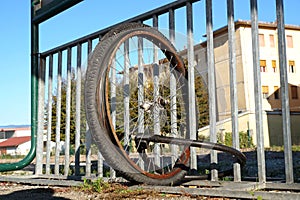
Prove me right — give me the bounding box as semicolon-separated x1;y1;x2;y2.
0;0;299;126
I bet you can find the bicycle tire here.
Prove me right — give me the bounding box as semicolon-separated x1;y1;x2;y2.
85;23;190;185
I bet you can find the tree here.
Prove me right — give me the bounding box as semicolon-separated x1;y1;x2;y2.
195;75;209;128
183;58;210;129
46;69;86;144
110;61;209;139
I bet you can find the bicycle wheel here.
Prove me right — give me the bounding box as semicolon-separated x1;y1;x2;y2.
85;23;191;185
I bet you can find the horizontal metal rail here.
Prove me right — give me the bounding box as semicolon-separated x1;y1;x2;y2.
40;0;200;57
33;0;83;24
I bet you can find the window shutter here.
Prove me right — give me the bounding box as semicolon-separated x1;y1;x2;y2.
260;60;266;66
289;60;295;66
262;86;269;93
272;60;276;68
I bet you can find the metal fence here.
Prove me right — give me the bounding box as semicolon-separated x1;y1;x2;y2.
34;0;296;185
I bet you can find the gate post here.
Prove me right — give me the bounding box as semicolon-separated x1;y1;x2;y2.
276;0;294;184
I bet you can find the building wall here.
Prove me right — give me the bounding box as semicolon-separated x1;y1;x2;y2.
6;147;17;156
0;142;31;156
13;128;31;137
16;141;31;155
267;113;300;146
198;111;270;147
193;21;300;147
240;24;300;147
255;27;300;112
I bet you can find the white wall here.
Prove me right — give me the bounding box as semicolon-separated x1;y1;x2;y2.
16;141;31;155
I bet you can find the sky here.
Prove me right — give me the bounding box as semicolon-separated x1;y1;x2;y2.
0;0;299;126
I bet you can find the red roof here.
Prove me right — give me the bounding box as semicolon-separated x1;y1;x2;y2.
0;136;31;147
0;126;31;132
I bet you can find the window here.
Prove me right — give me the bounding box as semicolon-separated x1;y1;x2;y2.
272;60;277;72
287;35;293;48
289;60;295;73
0;132;4;140
291;86;298;99
260;60;267;72
274;86;279;99
195;54;199;65
269;34;275;47
259;34;265;47
0;131;14;139
262;86;269;99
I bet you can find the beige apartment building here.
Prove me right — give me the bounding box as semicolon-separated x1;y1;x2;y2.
186;20;300;147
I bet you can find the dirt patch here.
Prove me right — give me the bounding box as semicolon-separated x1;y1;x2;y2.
0;150;299;199
0;182;229;200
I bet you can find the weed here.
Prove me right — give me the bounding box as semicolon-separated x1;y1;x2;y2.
257;196;263;200
222;176;233;181
92;178;109;193
265;145;300;152
80;178;109;193
220;131;254;148
80;178;93;192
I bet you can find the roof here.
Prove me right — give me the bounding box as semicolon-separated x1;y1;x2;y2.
208;20;300;38
0;126;31;132
180;20;300;52
0;125;31;131
0;136;31;148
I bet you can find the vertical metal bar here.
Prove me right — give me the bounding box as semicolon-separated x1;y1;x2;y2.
169;8;175;43
227;0;241;182
276;0;294;184
206;0;218;181
137;36;145;170
26;0;38;171
110;161;116;179
55;50;62;175
46;54;53;175
64;47;72;176
153;63;161;168
110;58;117;178
169;8;178;165
250;0;266;183
85;128;91;177
124;40;130;151
98;148;105;177
86;39;92;177
152;15;161;168
35;55;46;175
75;43;82;176
187;0;197;171
97;151;103;177
153;14;158;28
109;166;117;179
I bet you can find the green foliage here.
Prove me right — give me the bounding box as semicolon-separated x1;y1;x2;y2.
257;196;263;200
222;176;233;181
183;58;209;129
0;154;25;159
266;145;300;152
218;131;254;149
80;178;110;193
80;178;93;191
79;179;161;197
198;134;209;141
224;132;232;147
194;75;209;128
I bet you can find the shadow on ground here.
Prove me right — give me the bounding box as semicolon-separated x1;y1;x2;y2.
0;188;70;200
